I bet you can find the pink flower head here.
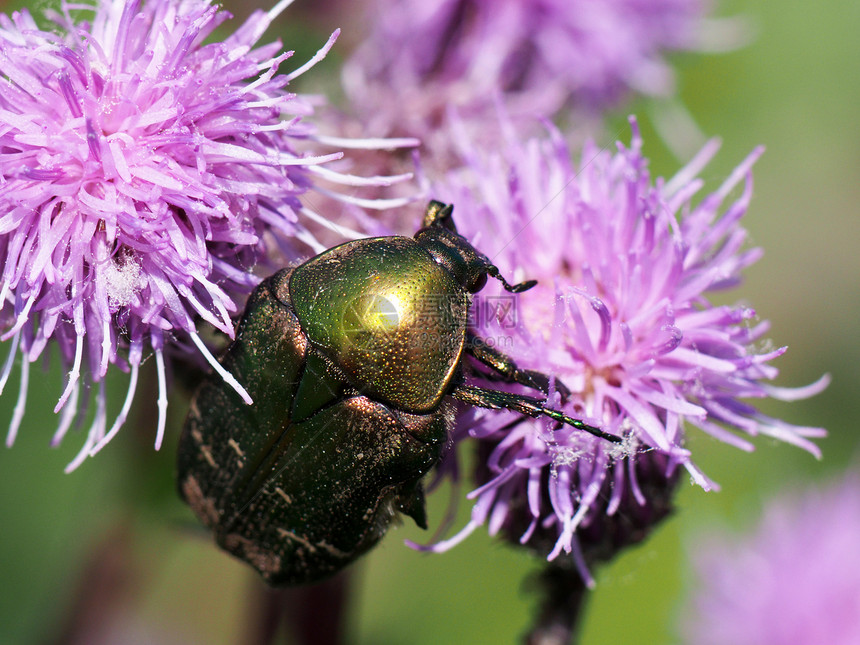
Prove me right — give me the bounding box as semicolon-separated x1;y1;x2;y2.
411;116;828;584
684;473;860;645
344;0;709;140
0;0;412;470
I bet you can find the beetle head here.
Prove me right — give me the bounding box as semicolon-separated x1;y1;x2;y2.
415;201;537;295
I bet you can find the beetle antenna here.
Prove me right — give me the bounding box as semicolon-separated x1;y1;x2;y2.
487;264;537;293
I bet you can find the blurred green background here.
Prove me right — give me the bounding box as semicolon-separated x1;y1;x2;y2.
0;0;857;643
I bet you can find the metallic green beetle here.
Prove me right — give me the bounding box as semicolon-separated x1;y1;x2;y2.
178;201;620;585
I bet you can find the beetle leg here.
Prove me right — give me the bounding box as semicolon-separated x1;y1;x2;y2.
394;479;429;529
465;333;572;399
450;383;623;444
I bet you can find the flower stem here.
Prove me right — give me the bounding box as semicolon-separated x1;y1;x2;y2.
246;570;351;645
525;565;589;645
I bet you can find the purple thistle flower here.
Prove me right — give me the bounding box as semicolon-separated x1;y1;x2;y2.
683;473;860;645
0;0;413;471
410;116;828;584
344;0;711;140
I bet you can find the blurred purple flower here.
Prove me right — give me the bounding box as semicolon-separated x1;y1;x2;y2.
0;0;411;470
683;473;860;645
344;0;710;141
411;116;828;584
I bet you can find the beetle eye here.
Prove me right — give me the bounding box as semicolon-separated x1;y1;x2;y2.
468;272;488;293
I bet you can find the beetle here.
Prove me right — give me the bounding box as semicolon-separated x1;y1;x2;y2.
177;200;621;585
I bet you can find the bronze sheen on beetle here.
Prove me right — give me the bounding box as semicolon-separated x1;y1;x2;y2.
177;201;621;585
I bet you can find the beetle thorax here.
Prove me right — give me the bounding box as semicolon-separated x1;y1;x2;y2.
289;236;470;413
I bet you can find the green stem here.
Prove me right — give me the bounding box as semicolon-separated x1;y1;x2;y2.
525;565;589;645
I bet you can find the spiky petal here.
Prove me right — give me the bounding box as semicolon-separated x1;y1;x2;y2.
410;117;827;583
0;0;411;469
684;474;860;645
344;0;710;141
